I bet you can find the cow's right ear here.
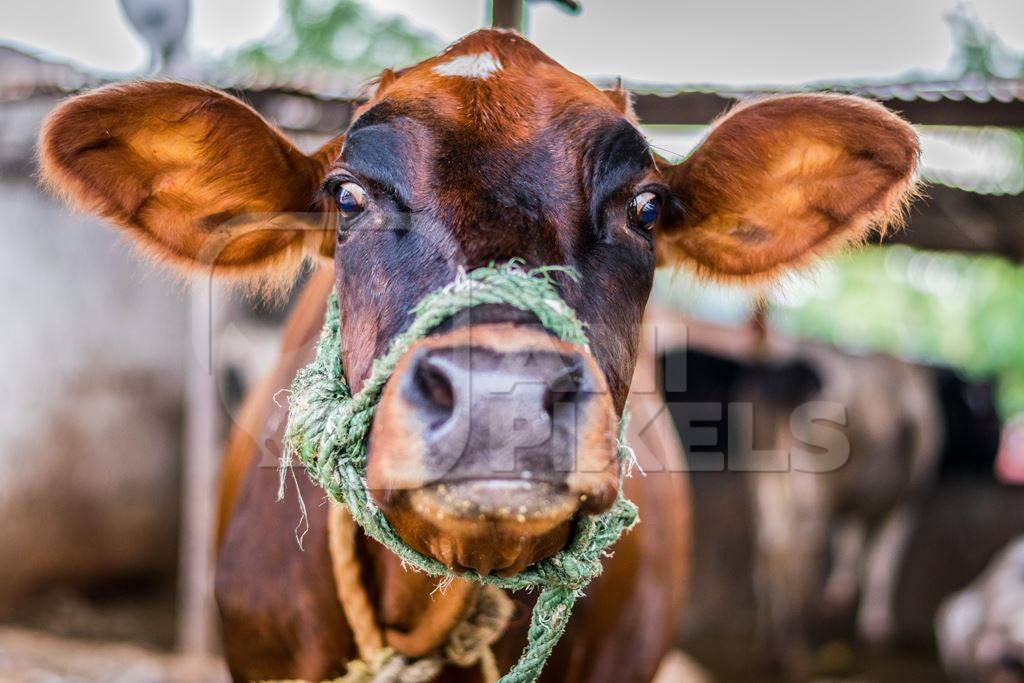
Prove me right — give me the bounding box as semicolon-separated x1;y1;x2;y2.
655;94;919;280
39;81;343;287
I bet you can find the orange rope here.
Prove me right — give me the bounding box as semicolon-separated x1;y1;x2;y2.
327;501;386;660
321;501;512;683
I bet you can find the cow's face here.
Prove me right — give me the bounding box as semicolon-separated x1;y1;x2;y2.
39;29;919;576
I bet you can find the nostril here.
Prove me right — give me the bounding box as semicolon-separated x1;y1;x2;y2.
543;363;584;418
412;356;456;430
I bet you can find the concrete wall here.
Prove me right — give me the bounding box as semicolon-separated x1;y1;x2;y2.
0;96;188;607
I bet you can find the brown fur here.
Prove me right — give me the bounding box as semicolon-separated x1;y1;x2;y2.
215;266;337;546
38;82;344;294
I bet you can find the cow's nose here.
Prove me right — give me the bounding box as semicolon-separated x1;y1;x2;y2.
366;324;619;574
403;344;591;481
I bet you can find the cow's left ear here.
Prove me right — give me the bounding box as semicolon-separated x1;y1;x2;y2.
656;94;919;279
39;81;344;289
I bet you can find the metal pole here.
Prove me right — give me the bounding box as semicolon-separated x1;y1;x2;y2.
177;281;222;654
490;0;524;30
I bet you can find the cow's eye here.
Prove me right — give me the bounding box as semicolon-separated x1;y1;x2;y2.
628;191;661;231
335;182;366;217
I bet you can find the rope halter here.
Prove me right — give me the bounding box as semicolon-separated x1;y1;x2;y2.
281;261;639;683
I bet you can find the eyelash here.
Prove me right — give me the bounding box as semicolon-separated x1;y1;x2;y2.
322;175;354;199
636;183;670;203
324;174;414;215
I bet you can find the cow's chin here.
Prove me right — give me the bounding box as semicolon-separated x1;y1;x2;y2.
370;470;618;577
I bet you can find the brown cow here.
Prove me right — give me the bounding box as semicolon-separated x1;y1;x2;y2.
38;29;919;683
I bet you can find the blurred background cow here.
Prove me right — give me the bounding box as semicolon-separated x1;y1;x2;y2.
937;536;1024;682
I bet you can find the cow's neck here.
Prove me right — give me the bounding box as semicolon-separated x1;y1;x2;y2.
217;449;484;680
365;535;482;657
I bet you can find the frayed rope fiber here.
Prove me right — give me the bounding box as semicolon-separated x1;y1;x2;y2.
280;261;639;683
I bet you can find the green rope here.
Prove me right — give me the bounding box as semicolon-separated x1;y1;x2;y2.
280;261;638;683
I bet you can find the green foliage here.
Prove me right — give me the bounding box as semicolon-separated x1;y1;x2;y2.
653;245;1024;417
772;246;1024;417
229;0;441;79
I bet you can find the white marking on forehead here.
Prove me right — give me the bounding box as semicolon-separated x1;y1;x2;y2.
432;52;502;79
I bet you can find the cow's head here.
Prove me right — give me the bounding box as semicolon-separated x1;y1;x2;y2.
39;29;918;576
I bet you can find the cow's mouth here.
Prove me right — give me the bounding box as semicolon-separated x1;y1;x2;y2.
377;479;582;576
415;479;578;520
372;464;620;576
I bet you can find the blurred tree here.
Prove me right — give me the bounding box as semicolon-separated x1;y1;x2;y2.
944;5;1024;189
946;3;1024;79
228;0;441;79
771;246;1024;417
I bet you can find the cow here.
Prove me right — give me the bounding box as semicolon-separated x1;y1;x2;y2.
37;29;919;683
661;335;944;675
669;336;1015;678
731;347;941;673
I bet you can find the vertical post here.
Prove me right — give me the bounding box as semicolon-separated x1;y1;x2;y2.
121;3;219;654
177;281;222;654
490;0;525;30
